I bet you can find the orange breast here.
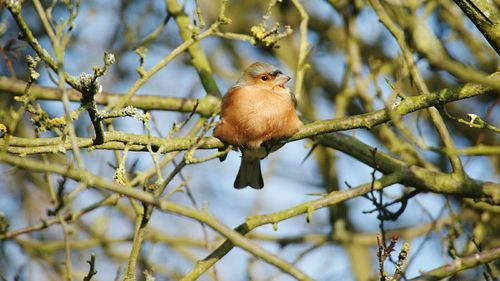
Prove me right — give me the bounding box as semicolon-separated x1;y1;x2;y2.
214;85;302;148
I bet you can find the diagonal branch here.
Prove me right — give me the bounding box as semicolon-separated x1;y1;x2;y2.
452;0;500;55
317;133;499;203
409;245;500;280
182;173;402;280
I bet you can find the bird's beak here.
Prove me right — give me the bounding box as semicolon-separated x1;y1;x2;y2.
273;73;291;87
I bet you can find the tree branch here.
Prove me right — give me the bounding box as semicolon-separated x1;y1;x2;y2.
182;174;402;279
165;0;224;98
0;76;219;116
409;245;500;280
317;133;499;203
452;0;500;55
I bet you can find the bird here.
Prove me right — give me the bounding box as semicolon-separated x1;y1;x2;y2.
214;62;303;189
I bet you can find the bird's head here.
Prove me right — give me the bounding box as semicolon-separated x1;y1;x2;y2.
237;62;291;89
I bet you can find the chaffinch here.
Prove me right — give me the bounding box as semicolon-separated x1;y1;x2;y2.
214;62;302;189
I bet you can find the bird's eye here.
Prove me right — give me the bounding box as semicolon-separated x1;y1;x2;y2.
260;76;268;81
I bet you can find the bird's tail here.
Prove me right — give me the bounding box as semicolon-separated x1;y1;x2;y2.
234;156;263;189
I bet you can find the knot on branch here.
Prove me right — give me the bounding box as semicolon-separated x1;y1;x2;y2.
6;0;22;13
250;23;292;48
26;55;41;81
0;124;6;137
78;72;100;102
217;14;232;25
135;47;147;78
0;212;9;235
96;106;150;124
